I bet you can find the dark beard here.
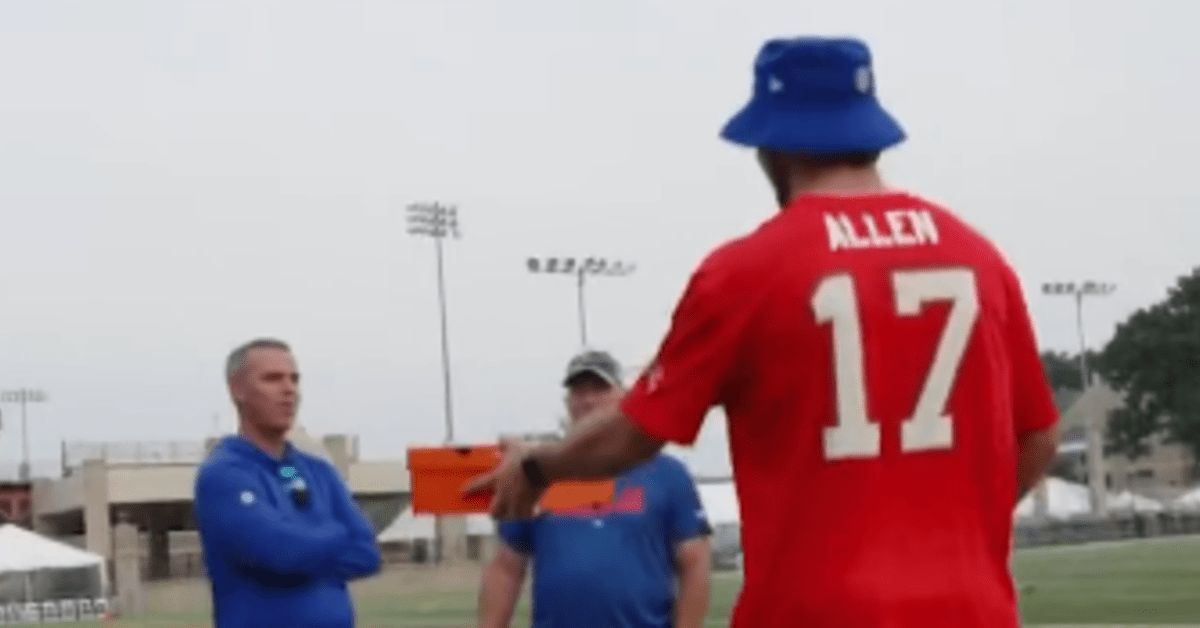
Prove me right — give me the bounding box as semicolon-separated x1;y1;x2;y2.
758;149;791;208
768;164;791;208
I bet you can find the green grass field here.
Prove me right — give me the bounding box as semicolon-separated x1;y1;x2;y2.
12;535;1200;627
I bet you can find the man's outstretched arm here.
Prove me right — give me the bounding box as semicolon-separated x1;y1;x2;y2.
535;410;665;483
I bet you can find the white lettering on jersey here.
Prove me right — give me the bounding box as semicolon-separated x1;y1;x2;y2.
824;209;939;252
811;268;979;460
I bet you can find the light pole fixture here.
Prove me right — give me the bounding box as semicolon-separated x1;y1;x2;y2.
1041;280;1116;516
406;202;461;446
526;256;637;347
0;388;48;482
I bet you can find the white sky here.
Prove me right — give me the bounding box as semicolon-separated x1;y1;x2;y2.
0;0;1194;477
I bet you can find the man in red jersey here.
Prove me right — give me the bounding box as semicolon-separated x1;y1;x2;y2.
466;36;1060;628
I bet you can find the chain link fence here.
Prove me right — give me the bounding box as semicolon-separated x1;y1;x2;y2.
1015;510;1200;547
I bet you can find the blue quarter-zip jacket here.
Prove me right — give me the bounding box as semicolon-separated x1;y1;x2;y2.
194;436;382;628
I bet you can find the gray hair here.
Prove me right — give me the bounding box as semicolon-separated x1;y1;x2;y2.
226;338;291;381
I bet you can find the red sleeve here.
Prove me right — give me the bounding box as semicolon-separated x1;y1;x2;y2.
1004;268;1060;434
621;257;749;446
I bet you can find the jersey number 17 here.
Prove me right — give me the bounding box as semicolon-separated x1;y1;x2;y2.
812;268;979;461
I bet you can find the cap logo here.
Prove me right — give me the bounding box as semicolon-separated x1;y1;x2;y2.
768;75;784;93
854;66;872;94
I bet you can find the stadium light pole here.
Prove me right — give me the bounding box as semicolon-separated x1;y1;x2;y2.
0;388;48;482
526;256;637;347
406;202;461;567
1042;280;1116;517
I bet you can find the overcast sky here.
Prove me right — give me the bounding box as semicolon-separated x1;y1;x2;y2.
0;0;1193;478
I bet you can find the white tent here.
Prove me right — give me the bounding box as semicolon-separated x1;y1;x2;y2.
1108;490;1164;513
1014;478;1165;519
697;482;740;526
377;507;494;543
0;525;104;573
1172;487;1200;510
1014;477;1093;520
468;515;496;536
0;524;108;619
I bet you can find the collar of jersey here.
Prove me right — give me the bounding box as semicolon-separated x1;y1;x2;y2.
784;190;913;211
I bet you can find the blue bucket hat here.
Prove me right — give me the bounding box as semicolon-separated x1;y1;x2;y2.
720;37;906;155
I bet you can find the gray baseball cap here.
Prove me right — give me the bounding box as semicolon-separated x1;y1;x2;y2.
562;350;622;388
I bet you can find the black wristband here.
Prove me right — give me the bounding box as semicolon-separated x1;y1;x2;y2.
521;456;548;490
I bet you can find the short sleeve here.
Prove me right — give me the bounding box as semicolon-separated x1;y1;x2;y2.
621;257;751;446
497;519;534;555
663;460;711;545
1004;268;1060;434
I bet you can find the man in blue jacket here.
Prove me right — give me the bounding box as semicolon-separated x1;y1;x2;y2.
194;338;381;628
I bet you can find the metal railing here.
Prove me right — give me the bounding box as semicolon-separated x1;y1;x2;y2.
61;440;208;470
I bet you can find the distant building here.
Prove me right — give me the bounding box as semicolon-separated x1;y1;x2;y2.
0;482;32;527
1053;388;1084;415
30;426;409;580
1053;380;1196;501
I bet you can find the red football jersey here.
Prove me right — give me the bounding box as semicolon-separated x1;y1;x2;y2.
621;192;1059;628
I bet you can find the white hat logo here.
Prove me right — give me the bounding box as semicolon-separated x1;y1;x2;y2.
854;66;872;94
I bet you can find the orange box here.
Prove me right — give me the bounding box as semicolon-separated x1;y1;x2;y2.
407;444;615;515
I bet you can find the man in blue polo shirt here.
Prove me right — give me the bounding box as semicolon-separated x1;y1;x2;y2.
477;350;712;628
